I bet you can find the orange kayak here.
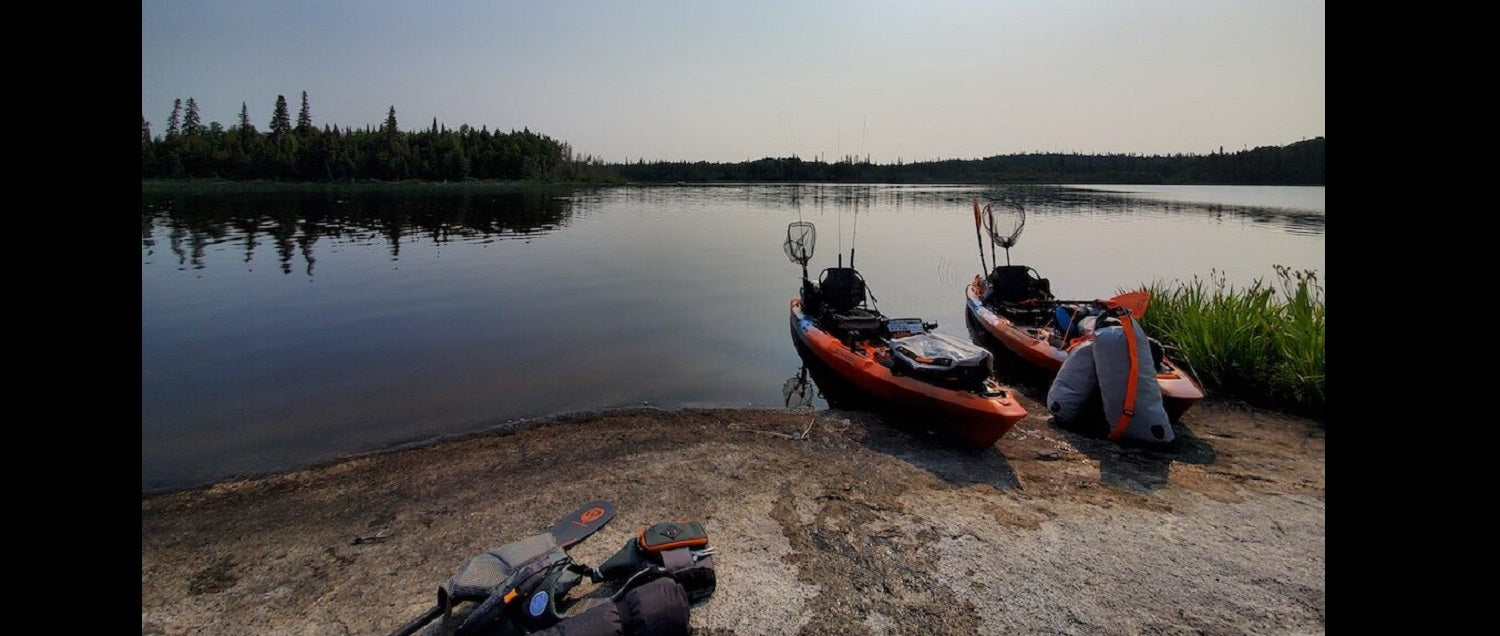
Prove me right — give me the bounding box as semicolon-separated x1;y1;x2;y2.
964;276;1204;421
791;297;1026;447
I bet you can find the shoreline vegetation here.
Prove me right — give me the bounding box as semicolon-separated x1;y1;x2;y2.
1141;266;1326;420
143;94;1324;186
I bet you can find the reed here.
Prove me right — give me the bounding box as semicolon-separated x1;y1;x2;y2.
1139;266;1324;419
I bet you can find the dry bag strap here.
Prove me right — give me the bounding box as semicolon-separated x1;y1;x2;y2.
659;547;693;571
1107;313;1141;441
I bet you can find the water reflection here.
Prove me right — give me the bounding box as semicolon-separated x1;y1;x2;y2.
141;183;1322;277
141;185;581;274
781;366;816;410
143;182;1323;493
1052;185;1325;234
606;183;1325;235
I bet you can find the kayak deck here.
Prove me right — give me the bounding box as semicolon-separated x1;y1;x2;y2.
790;298;1026;447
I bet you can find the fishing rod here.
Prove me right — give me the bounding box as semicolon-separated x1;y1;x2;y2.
986;203;998;268
972;198;989;274
849;199;859;268
837;192;843;267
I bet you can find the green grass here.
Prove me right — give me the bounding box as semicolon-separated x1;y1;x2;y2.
1136;265;1324;420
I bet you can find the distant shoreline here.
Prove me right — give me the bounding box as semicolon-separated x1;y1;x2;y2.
142;135;1325;186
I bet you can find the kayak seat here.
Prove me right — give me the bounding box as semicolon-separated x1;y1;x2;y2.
819;267;868;314
986;265;1052;304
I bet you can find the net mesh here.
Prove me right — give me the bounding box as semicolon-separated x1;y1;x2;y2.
982;201;1026;249
784;221;816;264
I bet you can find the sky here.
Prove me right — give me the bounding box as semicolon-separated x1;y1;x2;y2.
141;0;1324;164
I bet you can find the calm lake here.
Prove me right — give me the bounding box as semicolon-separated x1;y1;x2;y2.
141;183;1324;493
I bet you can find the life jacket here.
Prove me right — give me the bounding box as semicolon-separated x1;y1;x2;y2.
394;521;714;636
527;577;690;636
435;532;595;635
595;521;717;603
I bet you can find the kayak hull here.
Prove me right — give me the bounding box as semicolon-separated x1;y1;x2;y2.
790;298;1026;447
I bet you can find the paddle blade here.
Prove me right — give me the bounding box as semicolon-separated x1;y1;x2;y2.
1108;290;1150;317
550;499;615;548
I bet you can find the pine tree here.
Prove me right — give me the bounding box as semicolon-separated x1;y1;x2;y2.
141;115;157;177
382;106;407;179
237;102;257;145
384;106;399;135
166;98;182;140
297;91;312;135
183;98;202;136
270;95;292;140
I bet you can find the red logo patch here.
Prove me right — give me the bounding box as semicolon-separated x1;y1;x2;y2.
577;506;605;524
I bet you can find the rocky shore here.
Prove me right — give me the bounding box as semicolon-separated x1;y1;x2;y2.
142;400;1325;635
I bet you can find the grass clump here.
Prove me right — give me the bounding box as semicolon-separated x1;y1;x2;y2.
1138;265;1324;419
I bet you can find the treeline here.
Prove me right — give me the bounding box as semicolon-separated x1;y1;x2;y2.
141;92;617;182
610;137;1325;185
142;93;1321;185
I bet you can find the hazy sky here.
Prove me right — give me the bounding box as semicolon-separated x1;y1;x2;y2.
141;1;1324;164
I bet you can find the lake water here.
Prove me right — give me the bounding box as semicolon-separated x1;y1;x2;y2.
141;183;1324;493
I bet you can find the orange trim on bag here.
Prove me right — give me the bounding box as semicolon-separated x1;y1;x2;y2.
1107;313;1140;441
638;528;709;552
